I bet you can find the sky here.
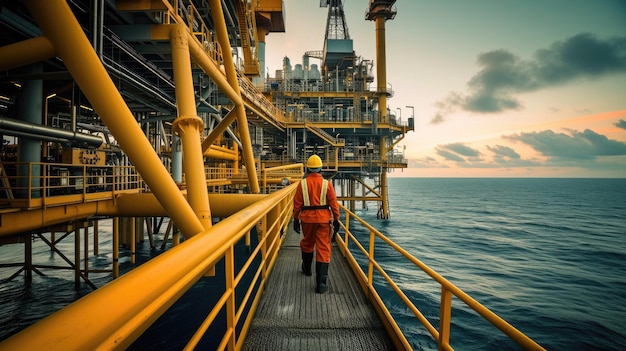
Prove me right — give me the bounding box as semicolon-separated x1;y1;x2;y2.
264;0;626;178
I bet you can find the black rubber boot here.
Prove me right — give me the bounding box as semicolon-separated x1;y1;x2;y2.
301;251;313;276
315;262;329;293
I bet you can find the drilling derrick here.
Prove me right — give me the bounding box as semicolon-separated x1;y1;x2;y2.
322;0;350;40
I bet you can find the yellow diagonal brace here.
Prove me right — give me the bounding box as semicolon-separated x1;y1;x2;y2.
24;0;204;238
209;0;259;194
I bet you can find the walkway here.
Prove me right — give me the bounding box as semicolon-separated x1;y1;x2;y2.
243;226;394;350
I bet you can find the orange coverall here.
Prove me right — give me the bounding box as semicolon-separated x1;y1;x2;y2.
292;173;340;263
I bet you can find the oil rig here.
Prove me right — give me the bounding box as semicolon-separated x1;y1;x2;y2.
264;0;410;219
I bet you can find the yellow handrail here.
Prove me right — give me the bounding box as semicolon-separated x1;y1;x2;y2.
0;183;298;351
335;205;547;351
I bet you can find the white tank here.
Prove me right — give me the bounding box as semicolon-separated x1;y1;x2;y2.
309;64;321;80
293;64;304;80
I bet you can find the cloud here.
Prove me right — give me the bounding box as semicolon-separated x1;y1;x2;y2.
409;157;447;168
444;142;482;157
504;128;626;160
421;129;626;171
432;33;626;123
615;119;626;130
435;143;485;164
487;145;521;159
436;147;466;163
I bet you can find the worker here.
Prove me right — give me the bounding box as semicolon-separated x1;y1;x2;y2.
292;154;340;293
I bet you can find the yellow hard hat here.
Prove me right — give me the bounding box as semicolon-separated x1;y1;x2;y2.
306;154;323;169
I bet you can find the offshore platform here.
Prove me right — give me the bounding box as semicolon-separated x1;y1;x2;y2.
0;1;545;350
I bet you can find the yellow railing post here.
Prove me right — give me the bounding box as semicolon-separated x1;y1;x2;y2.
439;287;453;351
367;229;375;292
225;246;236;351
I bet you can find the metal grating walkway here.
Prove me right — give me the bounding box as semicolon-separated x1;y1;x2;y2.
243;227;394;351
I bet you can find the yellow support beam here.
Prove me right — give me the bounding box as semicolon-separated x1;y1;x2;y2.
170;24;212;229
208;0;259;194
0;36;55;71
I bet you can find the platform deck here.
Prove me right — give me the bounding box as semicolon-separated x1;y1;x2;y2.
243;227;395;350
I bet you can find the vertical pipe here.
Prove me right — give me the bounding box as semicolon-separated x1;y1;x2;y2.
113;217;119;278
93;220;99;256
253;27;268;87
172;135;182;183
24;0;204;238
17;63;42;199
233;143;239;174
170;24;212;229
25;234;32;287
173;225;180;246
130;217;136;265
208;0;259;193
380;151;389;219
375;14;390;219
146;218;155;249
84;225;89;278
350;178;355;212
74;229;80;290
375;17;387;124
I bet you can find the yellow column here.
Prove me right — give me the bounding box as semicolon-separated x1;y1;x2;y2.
24;0;204;238
170;25;212;229
375;17;387;124
375;15;390;219
208;0;260;193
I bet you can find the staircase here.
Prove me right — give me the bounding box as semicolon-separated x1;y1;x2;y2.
305;125;345;147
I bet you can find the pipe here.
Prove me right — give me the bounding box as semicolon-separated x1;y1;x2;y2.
0;193;269;238
0;117;103;147
208;0;259;193
110;193;268;218
24;0;205;238
170;24;212;229
0;36;55;71
204;144;239;161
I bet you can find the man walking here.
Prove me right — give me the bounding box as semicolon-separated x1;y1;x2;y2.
292;154;340;293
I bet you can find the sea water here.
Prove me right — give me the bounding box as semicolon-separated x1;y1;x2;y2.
1;178;625;350
352;178;626;351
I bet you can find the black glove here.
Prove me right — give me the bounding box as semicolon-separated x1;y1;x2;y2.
293;219;301;234
333;220;340;235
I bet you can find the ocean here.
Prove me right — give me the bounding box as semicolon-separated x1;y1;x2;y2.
351;178;626;351
1;178;625;350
